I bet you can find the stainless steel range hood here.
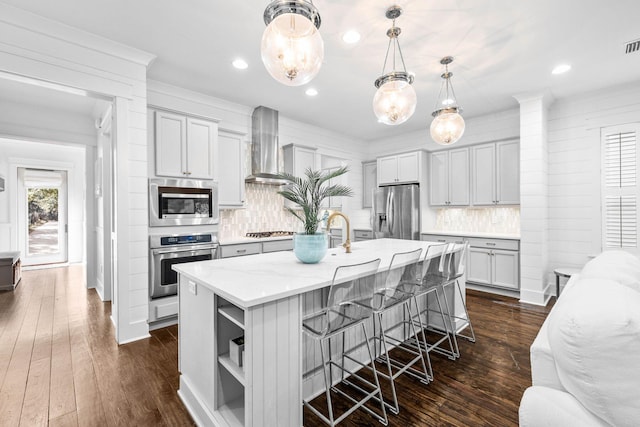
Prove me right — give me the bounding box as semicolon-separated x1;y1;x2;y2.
245;106;287;185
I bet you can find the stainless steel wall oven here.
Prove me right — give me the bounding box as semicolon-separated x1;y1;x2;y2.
149;232;218;299
149;178;219;227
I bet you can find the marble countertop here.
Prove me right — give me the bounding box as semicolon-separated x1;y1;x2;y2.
421;230;520;240
174;238;454;309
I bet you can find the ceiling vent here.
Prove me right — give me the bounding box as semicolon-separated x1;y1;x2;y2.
625;38;640;54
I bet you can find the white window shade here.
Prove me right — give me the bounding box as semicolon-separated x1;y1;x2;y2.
604;131;636;187
605;195;637;247
602;127;640;250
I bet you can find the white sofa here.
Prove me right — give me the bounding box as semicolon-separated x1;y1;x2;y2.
519;250;640;427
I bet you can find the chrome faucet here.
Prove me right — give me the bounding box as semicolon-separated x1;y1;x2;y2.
327;212;351;253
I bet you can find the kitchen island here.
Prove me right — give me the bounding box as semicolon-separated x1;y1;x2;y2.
173;238;464;427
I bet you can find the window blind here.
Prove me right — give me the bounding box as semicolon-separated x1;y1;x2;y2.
603;129;638;249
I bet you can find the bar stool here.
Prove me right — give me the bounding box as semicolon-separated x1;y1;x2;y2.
368;248;429;414
437;241;476;358
402;243;458;373
302;258;387;426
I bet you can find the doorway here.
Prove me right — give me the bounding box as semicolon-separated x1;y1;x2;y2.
17;168;68;266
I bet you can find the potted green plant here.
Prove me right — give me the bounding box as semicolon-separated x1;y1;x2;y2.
276;166;353;263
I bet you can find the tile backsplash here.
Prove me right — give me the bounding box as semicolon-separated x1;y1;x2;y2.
434;207;520;234
219;183;302;239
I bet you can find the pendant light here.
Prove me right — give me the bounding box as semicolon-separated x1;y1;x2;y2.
373;6;416;126
261;0;324;86
430;56;465;145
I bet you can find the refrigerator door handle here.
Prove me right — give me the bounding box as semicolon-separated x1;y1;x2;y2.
388;190;394;232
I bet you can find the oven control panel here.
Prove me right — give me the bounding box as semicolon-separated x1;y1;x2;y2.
150;232;218;249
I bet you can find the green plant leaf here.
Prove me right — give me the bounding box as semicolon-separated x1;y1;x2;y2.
275;166;353;234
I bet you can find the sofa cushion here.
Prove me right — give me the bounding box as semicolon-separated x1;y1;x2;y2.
579;250;640;292
530;320;564;390
519;386;608;426
547;279;640;427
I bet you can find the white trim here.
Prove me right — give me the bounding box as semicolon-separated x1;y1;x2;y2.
519;284;552;306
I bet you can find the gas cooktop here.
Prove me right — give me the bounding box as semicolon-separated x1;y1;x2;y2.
245;231;295;238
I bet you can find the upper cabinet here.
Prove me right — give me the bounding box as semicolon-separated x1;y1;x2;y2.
155;110;217;180
362;161;377;208
429;147;470;206
377;151;421;185
471;140;519;205
217;129;246;208
283;144;318;209
282;144;317;178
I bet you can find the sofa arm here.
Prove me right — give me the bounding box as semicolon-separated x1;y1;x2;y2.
519;386;608;426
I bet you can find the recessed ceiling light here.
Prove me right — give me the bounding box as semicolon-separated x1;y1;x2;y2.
551;64;571;75
232;59;248;70
305;88;318;97
342;30;361;44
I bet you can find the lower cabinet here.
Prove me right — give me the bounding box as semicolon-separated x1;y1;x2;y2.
466;238;519;290
421;233;520;291
219;239;293;258
329;228;342;248
353;229;373;242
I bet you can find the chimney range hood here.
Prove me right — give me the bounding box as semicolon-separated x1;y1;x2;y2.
245;106;287;185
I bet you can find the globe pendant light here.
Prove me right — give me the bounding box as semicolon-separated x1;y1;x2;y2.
261;0;324;86
430;56;465;145
373;6;416;126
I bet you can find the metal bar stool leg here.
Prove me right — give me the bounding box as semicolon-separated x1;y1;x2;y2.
362;323;389;425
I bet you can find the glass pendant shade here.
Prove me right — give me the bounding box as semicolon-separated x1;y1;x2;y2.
430;109;466;145
430;56;465;145
261;12;324;86
373;78;417;125
372;6;416;126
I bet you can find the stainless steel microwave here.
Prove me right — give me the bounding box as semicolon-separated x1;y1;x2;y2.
149;178;219;227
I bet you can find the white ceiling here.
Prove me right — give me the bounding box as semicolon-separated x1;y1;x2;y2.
4;0;640;141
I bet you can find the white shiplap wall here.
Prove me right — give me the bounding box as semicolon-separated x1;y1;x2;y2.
547;82;640;281
0;4;155;343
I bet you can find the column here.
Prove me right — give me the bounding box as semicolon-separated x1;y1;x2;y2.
514;93;553;305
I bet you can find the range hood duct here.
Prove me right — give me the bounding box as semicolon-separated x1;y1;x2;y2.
245;106;287;185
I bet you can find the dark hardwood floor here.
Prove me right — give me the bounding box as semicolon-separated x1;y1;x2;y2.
0;266;552;427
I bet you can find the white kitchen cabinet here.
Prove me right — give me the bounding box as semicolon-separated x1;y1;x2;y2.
320;166;346;209
155;110;218;179
283;144;318;209
283;144;317;177
496;140;520;204
466;238;519;290
377;151;421;185
353;229;374;241
420;234;465;244
219;239;293;258
429;147;470;206
471;140;519;205
218;129;246;207
362;161;377;208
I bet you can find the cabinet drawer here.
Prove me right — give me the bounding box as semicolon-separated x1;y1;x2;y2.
329;228;342;238
354;230;373;239
219;243;262;258
466;237;519;251
420;234;465;244
262;239;293;253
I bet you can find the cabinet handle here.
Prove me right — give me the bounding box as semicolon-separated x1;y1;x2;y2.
486;242;496;246
236;249;247;254
437;239;446;242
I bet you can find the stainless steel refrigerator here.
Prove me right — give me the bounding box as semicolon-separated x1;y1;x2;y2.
372;184;420;240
